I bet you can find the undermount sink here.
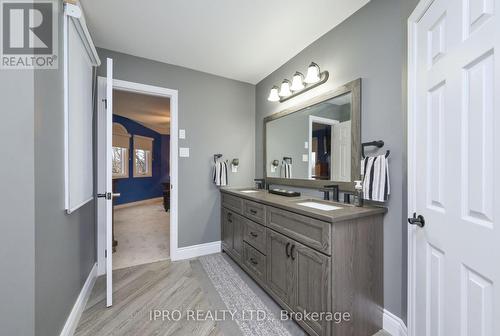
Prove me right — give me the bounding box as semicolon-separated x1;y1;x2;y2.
296;201;342;211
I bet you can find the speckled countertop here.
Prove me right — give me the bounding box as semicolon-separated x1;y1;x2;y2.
220;188;387;223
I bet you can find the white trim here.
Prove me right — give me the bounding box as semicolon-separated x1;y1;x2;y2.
407;1;435;336
59;263;97;336
96;78;179;277
307;115;339;179
64;3;101;66
113;197;163;210
172;241;221;261
383;309;408;336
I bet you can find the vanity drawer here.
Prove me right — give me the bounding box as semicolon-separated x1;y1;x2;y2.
267;206;331;255
243;242;266;283
222;193;243;214
243;200;266;224
243;219;266;254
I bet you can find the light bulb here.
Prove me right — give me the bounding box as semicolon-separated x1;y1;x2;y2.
304;62;321;84
290;72;305;91
279;80;292;97
267;86;280;102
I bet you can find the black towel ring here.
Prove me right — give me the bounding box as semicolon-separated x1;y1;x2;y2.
361;141;390;158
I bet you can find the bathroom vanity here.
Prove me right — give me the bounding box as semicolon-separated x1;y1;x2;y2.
221;78;387;336
220;188;385;336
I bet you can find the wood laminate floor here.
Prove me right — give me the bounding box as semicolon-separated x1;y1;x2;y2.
75;256;392;336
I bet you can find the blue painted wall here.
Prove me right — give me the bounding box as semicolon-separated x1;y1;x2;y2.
113;115;170;205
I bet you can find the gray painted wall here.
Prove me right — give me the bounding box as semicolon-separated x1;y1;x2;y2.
33;3;97;336
255;0;417;321
96;48;255;247
0;63;36;336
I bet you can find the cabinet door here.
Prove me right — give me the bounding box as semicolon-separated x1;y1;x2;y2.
266;229;294;308
222;209;233;251
292;242;331;336
232;212;244;260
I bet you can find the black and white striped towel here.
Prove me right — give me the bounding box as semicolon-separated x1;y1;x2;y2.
282;161;292;179
361;155;390;202
213;160;228;186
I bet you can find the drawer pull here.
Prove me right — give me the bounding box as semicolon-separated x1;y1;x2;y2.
227;212;233;223
249;209;258;215
249;257;258;265
249;232;258;238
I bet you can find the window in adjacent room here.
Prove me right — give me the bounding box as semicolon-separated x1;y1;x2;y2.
133;135;154;177
112;123;131;178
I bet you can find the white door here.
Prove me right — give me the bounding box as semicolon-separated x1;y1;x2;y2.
332;120;351;182
97;58;115;307
409;0;499;335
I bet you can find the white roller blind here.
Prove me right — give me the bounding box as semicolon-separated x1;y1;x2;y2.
113;123;130;148
66;18;93;213
134;135;154;152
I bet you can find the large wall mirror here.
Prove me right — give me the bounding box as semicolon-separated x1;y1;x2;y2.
264;79;361;191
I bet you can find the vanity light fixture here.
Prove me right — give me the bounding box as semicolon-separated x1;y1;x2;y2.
290;72;305;91
267;86;280;102
279;80;292;97
267;62;329;103
304;62;321;84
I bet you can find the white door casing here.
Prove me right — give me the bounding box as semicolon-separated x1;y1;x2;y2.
408;0;499;336
308;116;339;179
96;75;180;283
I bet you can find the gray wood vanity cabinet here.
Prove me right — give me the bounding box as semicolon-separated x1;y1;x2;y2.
220;189;386;336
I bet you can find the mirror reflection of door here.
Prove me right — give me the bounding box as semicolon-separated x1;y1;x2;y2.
310;122;332;180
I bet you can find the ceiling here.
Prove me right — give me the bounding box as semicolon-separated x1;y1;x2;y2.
113;90;170;135
80;0;369;84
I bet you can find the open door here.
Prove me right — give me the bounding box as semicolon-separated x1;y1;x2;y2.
97;58;116;307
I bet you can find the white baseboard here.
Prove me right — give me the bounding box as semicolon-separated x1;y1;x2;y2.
172;241;221;261
383;309;408;336
113;197;163;210
59;263;97;336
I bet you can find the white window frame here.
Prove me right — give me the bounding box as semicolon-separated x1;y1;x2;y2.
133;135;154;178
112;147;129;179
112;122;130;179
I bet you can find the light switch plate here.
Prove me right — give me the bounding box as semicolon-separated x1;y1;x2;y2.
304;141;308;149
179;129;186;139
231;165;238;173
302;154;308;162
179;147;190;157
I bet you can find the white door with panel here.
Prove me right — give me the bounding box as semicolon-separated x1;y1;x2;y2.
409;0;499;335
332;120;351;182
97;58;116;307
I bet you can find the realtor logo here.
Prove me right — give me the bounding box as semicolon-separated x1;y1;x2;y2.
1;0;57;69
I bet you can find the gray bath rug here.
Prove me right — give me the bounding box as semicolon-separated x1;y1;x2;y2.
199;253;292;336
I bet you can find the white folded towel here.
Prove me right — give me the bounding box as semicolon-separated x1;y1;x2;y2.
213;160;228;186
361;155;390;202
281;161;292;179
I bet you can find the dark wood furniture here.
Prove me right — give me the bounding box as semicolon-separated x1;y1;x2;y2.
162;182;170;211
221;189;385;336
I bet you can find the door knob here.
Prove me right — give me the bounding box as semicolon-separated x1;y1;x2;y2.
408;212;425;228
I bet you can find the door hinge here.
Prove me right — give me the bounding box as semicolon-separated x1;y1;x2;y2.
105;249;107;258
102;98;107;109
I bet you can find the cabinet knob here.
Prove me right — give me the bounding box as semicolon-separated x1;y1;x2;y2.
249;258;258;265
